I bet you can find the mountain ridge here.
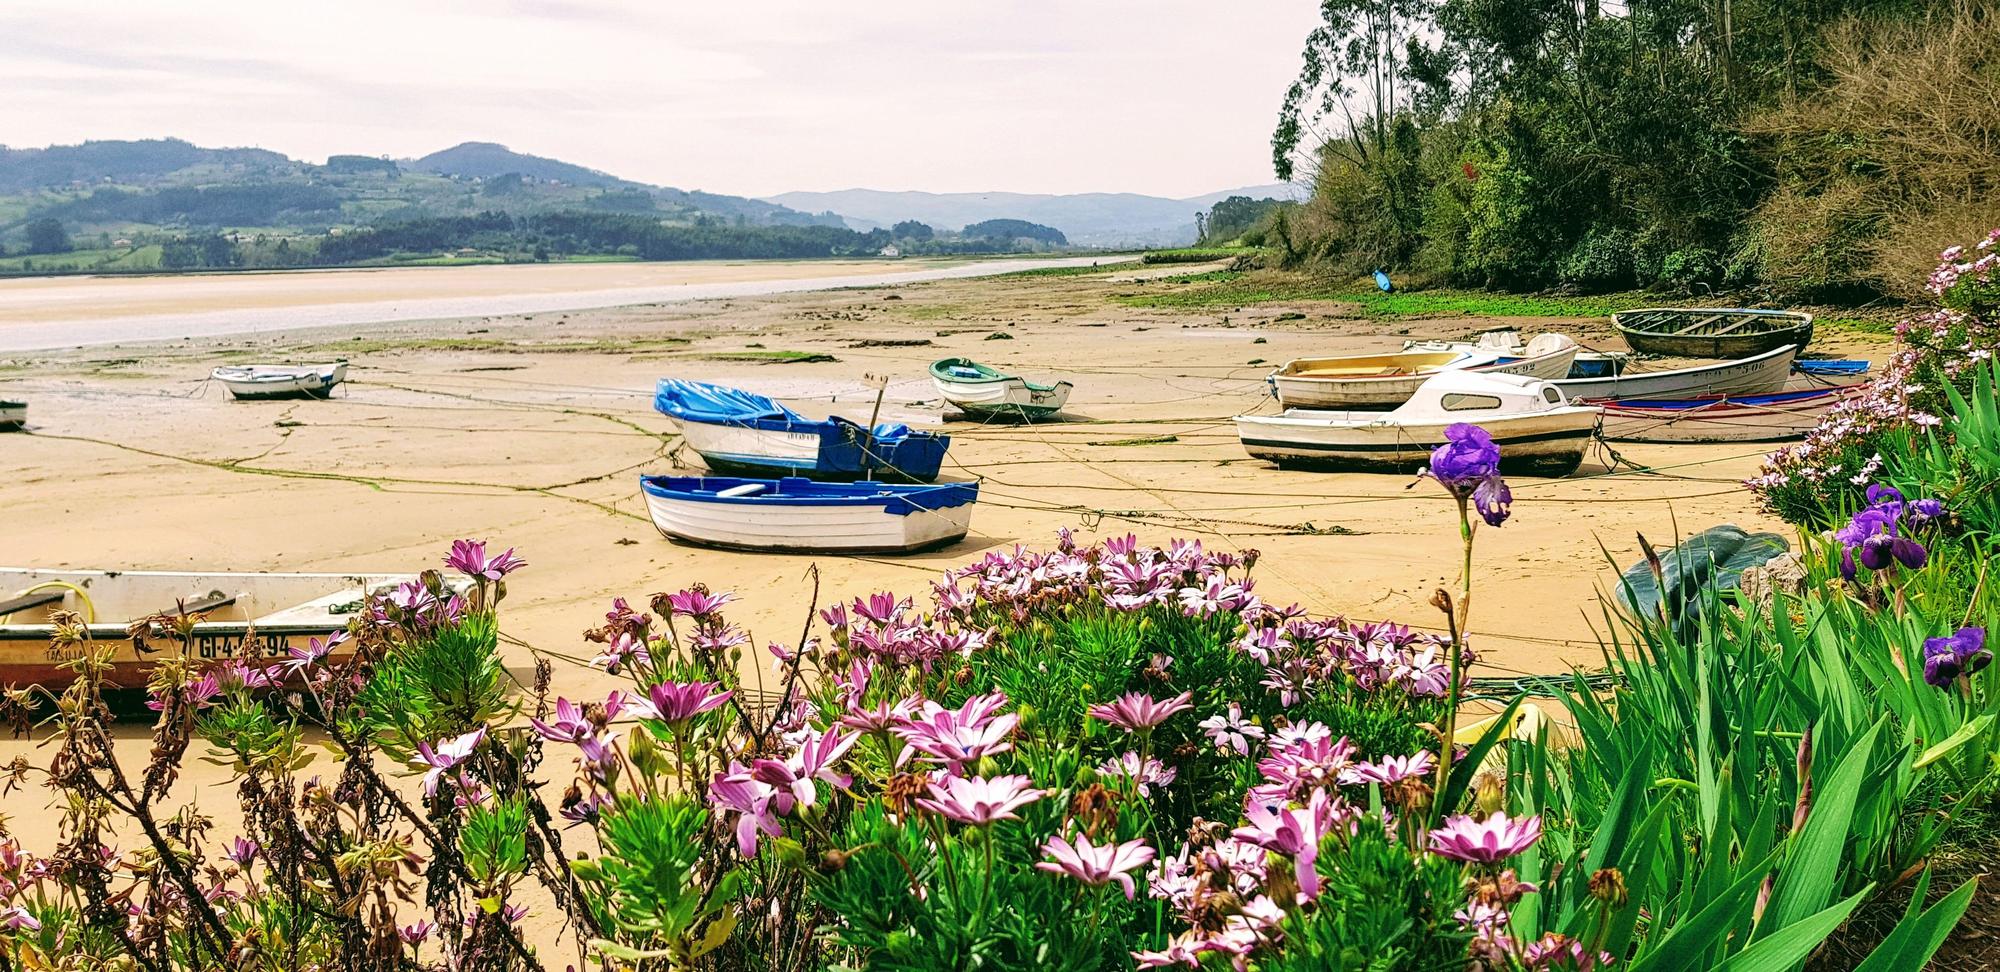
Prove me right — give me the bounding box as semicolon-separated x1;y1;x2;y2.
762;183;1299;247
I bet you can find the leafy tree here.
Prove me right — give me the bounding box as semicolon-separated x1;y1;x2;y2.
24;217;69;254
891;219;934;241
960;219;1068;246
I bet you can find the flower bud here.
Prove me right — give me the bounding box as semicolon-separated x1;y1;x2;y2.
1588;867;1628;908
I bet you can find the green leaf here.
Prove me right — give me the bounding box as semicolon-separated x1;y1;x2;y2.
1760;719;1882;938
1715;887;1871;972
1438;693;1524;822
1915;714;1994;770
1627;849;1779;972
1850;875;1978;972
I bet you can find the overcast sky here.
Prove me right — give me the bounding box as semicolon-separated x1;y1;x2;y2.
1;1;1319;199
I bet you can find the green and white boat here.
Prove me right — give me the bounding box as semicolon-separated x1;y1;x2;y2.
929;357;1074;421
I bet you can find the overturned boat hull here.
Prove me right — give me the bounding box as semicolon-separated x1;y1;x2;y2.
213;362;348;400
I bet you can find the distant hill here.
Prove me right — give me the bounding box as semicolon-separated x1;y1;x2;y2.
408;141;634;188
0;138;289;192
762;183;1301;247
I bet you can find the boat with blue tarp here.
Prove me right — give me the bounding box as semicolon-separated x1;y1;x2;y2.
653;379;949;481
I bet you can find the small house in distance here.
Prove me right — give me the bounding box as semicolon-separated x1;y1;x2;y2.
879;244;901;258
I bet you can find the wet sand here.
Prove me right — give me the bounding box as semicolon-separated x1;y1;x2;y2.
0;254;1132;351
0;261;1885;951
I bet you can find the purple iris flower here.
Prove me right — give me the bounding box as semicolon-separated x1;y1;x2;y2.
1836;494;1927;576
1922;627;1989;688
1427;424;1511;527
1911;498;1946;523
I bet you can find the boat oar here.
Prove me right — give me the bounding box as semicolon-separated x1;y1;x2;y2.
862;373;889;479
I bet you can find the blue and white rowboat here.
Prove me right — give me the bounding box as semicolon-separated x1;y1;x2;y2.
654;379;950;482
640;476;977;554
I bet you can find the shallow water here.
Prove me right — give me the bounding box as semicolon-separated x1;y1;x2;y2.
0;254;1130;352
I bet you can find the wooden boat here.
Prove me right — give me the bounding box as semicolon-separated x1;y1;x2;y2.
212;362;348;400
1599;386;1858;444
1236;371;1601;474
654;379;949;482
1405;328;1628;379
1270;334;1579;409
0;400;23;431
0;568;407;687
1554;344;1797;402
929;358;1074;421
640;475;977;554
1614;308;1813;359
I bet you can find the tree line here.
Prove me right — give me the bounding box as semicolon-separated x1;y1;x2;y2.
1267;0;1999;299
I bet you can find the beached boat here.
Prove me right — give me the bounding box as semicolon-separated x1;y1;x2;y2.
1270;334;1579;409
0;568;406;687
654;379;949;482
640;475;977;554
1553;344;1797;402
1599;386;1858;444
1236;371;1602;474
0;400;23;431
212;362;348;400
1405;328;1628;379
1614;308;1814;359
1795;359;1869;377
929;358;1074;420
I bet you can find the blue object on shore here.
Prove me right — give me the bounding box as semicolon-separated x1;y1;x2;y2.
653;379;949;481
1794;360;1870;376
1373;270;1394;293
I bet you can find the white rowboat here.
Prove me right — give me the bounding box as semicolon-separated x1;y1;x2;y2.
1237;371;1602;474
929;358;1074;421
1599;386;1858;443
1404;328;1627;379
213;362;348;400
1270;334;1578;408
1555;344;1796;402
0;401;23;431
640;476;976;554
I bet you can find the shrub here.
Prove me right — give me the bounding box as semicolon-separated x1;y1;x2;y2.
1658;245;1722;289
1753;227;2000;524
1556;228;1636;291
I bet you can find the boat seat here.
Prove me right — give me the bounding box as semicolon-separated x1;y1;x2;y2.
716;483;767;498
0;590;65;617
170;593;238;616
1524;333;1569;355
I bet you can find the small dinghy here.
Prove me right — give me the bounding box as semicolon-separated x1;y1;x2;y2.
1795;359;1869;377
1270;335;1578;409
0;400;23;431
1614;308;1813;359
212;362;348;400
0;568;411;687
655;379;949;482
640;475;977;554
1236;371;1601;474
1554;344;1796;402
1406;328;1628;379
1599;386;1858;444
929;358;1074;421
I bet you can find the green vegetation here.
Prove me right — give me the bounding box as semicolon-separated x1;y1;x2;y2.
1138;247;1243;265
989;261;1131;279
1113;268;1649;316
1269;0;1999;300
687;349;837;364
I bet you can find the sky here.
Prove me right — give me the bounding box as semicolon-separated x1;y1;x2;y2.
0;1;1320;199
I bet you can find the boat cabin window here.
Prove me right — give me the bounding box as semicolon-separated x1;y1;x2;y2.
1440;393;1502;411
1541;387;1563;404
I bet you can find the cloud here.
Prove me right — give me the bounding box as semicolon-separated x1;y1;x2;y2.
0;1;1318;196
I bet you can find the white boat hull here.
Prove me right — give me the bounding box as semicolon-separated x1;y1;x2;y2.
0;405;23;430
1600;390;1852;443
1557;346;1795;402
643;490;972;553
1273;347;1576;408
673;420;823;472
215;363;348;400
1236;407;1601;473
933;376;1073;417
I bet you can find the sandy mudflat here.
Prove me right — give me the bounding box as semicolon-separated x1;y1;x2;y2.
0;261;1884;948
0;254;1128;351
